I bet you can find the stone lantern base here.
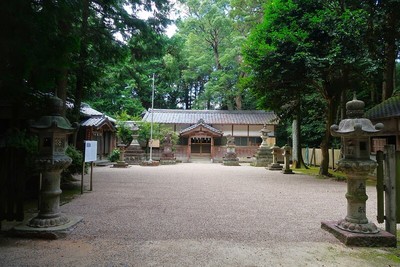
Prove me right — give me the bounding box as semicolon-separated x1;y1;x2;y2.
268;162;282;171
140;160;160;166
321;221;396;247
223;154;240;166
251;147;273;167
160;158;176;165
223;146;240;166
113;161;129;168
11;215;83;239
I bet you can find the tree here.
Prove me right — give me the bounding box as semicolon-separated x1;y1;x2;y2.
0;0;172;124
176;0;257;110
243;0;373;175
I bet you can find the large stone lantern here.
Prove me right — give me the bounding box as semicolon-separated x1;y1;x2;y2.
28;96;76;228
330;95;383;234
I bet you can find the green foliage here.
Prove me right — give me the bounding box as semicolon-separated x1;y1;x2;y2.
160;128;179;146
137;121;162;146
116;110;133;145
62;145;86;179
0;0;172;121
243;0;379;174
108;149;120;162
4;130;38;156
4;130;39;169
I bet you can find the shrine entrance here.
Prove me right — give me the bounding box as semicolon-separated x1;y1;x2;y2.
191;136;212;157
179;119;223;162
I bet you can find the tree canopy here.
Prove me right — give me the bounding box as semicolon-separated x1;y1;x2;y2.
2;0;399;173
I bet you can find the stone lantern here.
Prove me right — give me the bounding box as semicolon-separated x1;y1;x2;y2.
268;144;282;171
281;144;293;174
330;94;383;234
223;134;239;166
160;133;176;165
113;143;129;168
251;124;273;167
28;96;77;228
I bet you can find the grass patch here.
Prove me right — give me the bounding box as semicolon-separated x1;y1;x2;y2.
294;166;376;185
294;166;347;181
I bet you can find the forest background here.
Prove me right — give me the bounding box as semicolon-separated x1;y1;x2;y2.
1;0;399;175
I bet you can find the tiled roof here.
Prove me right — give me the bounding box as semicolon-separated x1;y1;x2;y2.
81;116;115;131
142;109;278;125
81;103;103;117
180;119;223;135
67;101;116;123
365;95;400;120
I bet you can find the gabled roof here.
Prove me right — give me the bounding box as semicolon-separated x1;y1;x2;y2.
67;101;116;123
81;116;116;131
142;109;278;125
180;119;223;137
365;94;400;120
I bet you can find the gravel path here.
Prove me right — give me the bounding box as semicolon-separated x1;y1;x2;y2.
0;163;396;266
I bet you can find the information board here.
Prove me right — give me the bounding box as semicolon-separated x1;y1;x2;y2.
84;141;97;162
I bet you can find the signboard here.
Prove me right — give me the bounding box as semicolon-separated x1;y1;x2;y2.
84;141;97;162
149;139;160;148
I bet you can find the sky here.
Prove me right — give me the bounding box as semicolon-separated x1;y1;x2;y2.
129;1;183;38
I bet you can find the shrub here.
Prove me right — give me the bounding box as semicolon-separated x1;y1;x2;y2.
62;145;86;179
108;148;120;162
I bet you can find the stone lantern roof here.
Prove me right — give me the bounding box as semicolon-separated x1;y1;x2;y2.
330;94;383;137
31;96;75;132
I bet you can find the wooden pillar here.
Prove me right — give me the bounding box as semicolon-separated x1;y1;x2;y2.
211;137;214;161
187;136;191;162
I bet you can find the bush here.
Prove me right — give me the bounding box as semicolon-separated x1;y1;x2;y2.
62;145;86;179
108;148;120;162
4;130;39;169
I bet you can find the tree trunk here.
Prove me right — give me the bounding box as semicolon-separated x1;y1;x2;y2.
73;0;89;121
56;68;68;117
382;7;397;101
319;97;336;176
235;94;242;110
55;16;71;117
292;112;307;169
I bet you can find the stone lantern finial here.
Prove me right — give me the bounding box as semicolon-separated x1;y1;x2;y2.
346;92;365;119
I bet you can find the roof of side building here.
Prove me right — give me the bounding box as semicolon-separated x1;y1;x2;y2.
365;94;400;120
142;109;278;125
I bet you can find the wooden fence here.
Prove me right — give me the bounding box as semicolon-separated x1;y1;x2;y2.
302;147;341;169
0;148;26;227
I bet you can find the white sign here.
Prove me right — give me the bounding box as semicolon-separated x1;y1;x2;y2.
84;141;97;162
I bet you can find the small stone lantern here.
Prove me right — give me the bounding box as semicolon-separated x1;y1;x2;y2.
160;133;176;165
113;143;129;168
330;94;383;234
268;144;282;171
223;134;239;166
281;144;293;174
29;96;76;228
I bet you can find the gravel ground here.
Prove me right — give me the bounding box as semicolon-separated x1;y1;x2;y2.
0;163;397;266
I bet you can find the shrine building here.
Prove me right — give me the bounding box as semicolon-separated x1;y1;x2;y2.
142;109;278;162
